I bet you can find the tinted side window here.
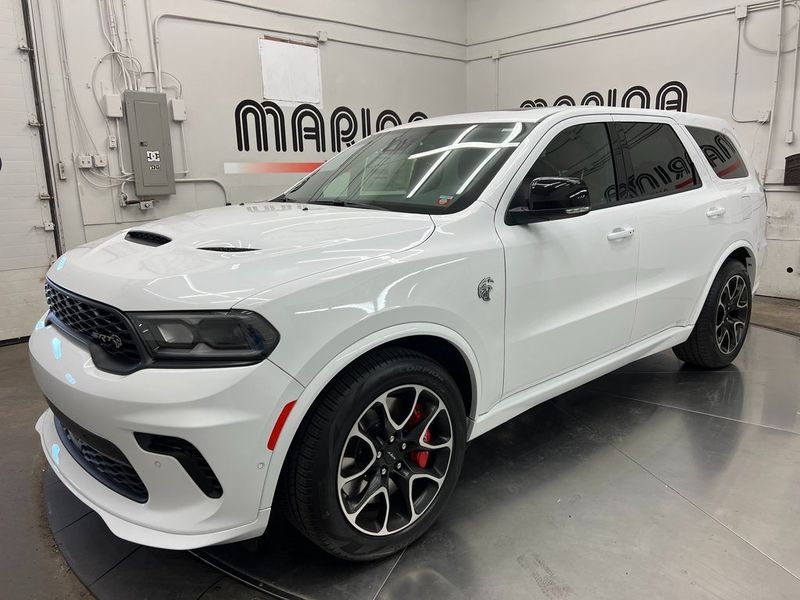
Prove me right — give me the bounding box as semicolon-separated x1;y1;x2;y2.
615;122;701;201
687;127;749;179
529;123;617;209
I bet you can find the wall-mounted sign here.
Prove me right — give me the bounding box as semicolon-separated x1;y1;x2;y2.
234;100;428;155
520;80;688;112
259;36;323;107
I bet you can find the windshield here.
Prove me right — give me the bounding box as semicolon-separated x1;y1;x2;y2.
277;122;533;214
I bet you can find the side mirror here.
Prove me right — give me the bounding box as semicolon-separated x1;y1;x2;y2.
506;177;591;225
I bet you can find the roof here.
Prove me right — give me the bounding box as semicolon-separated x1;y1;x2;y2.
397;106;732;132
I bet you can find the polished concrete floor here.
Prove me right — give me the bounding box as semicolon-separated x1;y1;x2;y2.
4;324;800;598
751;295;800;336
0;338;90;599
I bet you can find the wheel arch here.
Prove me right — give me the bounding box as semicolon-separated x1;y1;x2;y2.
727;246;756;283
689;241;756;324
258;324;481;510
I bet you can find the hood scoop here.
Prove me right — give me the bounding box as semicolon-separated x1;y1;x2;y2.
198;246;260;253
125;230;172;247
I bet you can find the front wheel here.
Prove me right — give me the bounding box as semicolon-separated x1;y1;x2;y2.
282;348;466;561
673;259;752;369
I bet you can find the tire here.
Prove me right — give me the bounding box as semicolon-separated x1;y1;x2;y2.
673;259;752;369
282;347;467;561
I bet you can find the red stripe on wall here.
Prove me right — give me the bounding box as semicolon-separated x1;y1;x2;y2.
224;162;324;174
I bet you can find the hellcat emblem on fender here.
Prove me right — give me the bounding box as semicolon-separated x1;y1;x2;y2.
478;277;494;302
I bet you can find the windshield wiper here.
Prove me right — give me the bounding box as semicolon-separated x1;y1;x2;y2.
270;194;296;202
307;199;389;211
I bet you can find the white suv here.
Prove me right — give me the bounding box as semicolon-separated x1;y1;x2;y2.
31;107;766;560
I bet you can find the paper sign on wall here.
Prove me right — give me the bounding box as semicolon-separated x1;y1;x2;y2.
259;37;322;106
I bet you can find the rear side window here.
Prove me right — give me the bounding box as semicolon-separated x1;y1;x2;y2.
615;122;701;201
528;123;617;209
687;126;749;179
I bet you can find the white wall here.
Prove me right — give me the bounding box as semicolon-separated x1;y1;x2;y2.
465;0;800;298
0;0;58;340
33;0;467;248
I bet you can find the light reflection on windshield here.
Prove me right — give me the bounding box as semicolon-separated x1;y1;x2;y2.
277;121;534;215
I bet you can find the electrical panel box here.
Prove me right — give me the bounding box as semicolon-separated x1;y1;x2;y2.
123;91;175;196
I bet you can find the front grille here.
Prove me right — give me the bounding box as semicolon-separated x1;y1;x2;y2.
51;405;149;503
45;281;141;367
135;433;223;498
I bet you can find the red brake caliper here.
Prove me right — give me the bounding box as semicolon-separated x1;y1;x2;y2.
407;405;431;469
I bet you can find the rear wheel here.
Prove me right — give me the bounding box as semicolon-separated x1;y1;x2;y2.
673;259;752;368
282;348;466;561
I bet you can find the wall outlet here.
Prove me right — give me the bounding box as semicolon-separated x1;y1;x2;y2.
785;130;795;144
92;154;108;168
77;154;93;169
735;5;748;19
108;135;117;149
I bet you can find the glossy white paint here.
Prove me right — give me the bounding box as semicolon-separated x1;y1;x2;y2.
617;113;765;343
494;114;640;399
31;312;301;547
30;107;767;549
48;203;435;310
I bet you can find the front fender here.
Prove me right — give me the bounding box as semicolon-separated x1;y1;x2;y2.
255;322;481;510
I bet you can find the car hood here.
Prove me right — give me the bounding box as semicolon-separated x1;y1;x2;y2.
47;203;435;310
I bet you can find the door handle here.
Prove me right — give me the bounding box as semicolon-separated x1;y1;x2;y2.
706;206;726;218
607;226;635;241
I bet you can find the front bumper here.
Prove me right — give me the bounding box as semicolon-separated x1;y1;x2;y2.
30;318;303;549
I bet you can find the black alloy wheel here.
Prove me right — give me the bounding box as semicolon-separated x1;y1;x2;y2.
282;348;467;560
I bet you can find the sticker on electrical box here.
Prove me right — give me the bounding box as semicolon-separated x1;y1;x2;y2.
147;149;161;171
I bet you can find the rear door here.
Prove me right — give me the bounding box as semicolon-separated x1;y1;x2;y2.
496;115;639;399
611;116;729;342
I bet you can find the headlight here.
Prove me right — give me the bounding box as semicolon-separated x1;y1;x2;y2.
128;310;280;365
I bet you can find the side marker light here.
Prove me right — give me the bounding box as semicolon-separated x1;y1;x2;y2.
267;400;297;451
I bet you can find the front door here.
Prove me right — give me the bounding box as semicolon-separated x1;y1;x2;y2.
496;116;639;399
